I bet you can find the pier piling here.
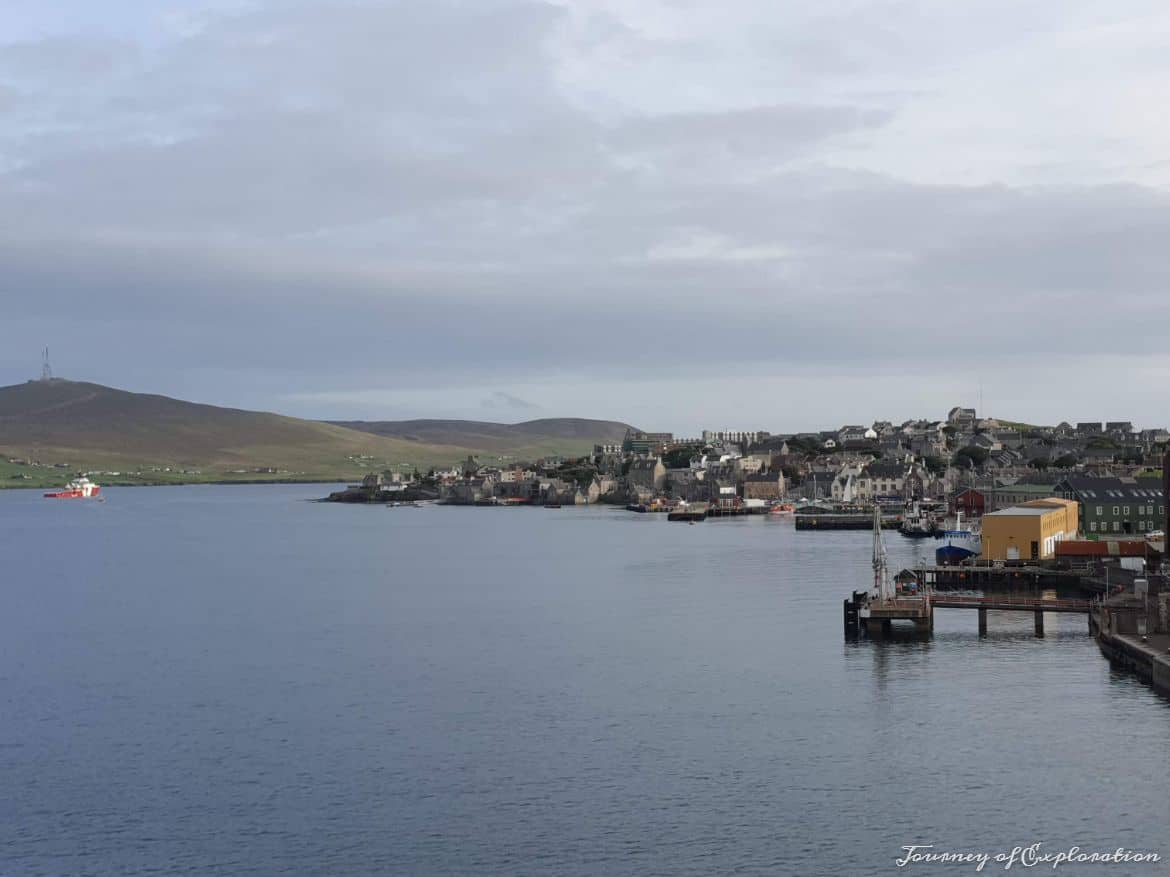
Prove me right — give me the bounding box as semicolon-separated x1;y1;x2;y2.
978;607;987;636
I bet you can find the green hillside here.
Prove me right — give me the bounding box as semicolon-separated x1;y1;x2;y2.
0;380;472;486
0;380;634;488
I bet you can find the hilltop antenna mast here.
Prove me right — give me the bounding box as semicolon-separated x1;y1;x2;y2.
41;347;53;382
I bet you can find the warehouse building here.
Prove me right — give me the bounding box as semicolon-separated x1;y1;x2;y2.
981;498;1079;561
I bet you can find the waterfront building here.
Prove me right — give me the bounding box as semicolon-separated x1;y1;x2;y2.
981;498;1079;561
743;472;785;501
626;456;666;492
1054;475;1166;536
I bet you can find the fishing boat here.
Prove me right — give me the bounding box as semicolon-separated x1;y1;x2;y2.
44;475;101;499
935;511;981;564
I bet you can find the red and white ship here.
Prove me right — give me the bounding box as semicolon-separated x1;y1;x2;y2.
44;476;101;499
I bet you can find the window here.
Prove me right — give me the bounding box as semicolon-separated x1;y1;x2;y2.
1114;506;1120;515
1113;522;1121;532
1123;506;1130;515
1096;505;1103;515
1090;522;1097;532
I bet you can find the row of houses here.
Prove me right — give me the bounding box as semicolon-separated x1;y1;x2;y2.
763;407;1169;464
624;453;786;504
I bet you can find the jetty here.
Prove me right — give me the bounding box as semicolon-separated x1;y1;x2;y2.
844;506;1098;638
796;504;900;531
846;586;1093;639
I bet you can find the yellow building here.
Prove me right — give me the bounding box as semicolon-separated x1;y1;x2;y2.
980;498;1079;561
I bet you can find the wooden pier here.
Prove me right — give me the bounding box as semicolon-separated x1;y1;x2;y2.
845;591;1092;639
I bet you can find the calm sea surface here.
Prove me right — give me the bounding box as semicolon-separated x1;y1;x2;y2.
2;485;1168;876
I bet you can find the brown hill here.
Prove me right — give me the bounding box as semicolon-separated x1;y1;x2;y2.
0;380;634;481
0;379;469;475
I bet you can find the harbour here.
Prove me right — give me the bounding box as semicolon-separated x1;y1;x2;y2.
6;483;1170;874
842;463;1170;699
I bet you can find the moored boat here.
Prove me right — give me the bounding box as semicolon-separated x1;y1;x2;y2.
44;475;101;499
935;512;981;564
899;500;941;538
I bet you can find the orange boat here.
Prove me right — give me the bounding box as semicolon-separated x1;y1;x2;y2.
44;476;101;499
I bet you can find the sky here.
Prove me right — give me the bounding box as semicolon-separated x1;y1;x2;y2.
4;0;1170;434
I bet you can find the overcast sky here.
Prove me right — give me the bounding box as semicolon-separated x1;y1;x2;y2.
4;1;1170;433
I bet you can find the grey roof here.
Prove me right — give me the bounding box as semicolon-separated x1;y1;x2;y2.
628;457;661;470
1055;475;1163;501
864;461;906;478
985;505;1066;517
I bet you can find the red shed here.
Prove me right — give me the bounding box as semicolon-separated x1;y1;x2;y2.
954;487;985;518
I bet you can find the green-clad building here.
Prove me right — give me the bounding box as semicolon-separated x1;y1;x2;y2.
1055;475;1165;537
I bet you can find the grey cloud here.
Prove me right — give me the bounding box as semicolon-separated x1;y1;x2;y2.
1;0;1168;427
606;105;892;154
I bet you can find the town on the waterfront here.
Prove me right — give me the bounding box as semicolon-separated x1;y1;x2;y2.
331;405;1168;537
331;403;1170;700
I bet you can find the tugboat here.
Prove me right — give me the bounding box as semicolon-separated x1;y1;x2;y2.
44;475;101;499
899;500;941;538
935;511;981;565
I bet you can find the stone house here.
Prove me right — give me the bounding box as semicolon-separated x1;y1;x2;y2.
626;456;666;492
856;461;907;500
442;477;493;504
743;472;785;501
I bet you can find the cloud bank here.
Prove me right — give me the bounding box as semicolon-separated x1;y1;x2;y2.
3;0;1170;430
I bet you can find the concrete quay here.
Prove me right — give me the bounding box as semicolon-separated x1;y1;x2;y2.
1091;601;1170;697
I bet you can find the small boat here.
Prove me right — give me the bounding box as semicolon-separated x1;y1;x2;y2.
543;502;562;509
44;475;101;499
768;503;796;516
935;512;981;565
